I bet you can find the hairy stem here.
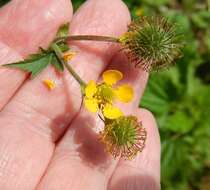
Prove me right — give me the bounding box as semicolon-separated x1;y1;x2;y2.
54;35;120;44
51;43;86;88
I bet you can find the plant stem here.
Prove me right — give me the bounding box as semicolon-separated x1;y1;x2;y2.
54;35;120;44
51;43;86;88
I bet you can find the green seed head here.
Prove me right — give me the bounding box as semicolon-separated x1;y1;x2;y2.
100;116;147;159
120;16;183;71
97;83;115;103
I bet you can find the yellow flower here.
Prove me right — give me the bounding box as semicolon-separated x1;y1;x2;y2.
84;70;134;119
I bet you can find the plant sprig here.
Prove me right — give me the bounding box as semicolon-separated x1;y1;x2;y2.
3;16;184;159
4;23;70;78
4;16;183;79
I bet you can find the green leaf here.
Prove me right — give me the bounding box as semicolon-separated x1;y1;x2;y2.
51;53;64;71
191;11;210;29
55;23;70;53
3;22;72;78
164;111;194;134
141;70;181;115
141;92;169;115
5;53;53;78
56;23;69;38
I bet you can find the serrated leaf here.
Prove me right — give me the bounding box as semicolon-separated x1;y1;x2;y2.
5;53;53;78
56;23;69;38
4;41;70;78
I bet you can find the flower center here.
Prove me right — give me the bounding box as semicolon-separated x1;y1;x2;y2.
97;84;115;103
110;118;136;146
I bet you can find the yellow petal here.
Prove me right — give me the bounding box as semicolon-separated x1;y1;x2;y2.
103;104;123;119
116;84;134;103
84;98;99;113
43;79;56;90
103;70;123;85
85;80;97;98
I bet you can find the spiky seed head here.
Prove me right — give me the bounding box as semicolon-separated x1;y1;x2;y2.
119;16;183;71
100;116;147;159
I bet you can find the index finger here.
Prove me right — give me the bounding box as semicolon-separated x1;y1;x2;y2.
0;0;72;110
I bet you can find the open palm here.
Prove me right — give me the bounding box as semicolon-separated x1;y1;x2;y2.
0;0;160;189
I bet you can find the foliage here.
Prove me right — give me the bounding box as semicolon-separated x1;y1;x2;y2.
141;63;210;189
137;1;210;190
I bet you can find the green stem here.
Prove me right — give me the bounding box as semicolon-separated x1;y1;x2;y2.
51;43;86;88
54;35;120;44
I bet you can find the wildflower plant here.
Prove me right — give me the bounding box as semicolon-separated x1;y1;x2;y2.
3;16;183;159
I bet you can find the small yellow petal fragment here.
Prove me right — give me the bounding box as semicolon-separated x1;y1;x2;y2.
63;51;76;62
116;84;134;103
84;98;99;113
43;79;56;90
85;80;97;98
103;104;123;119
103;70;123;85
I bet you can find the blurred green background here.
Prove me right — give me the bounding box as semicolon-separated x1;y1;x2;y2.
1;0;210;189
71;1;210;189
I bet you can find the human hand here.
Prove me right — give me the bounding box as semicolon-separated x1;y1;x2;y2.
0;0;160;189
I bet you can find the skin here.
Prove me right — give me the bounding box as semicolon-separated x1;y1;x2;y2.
0;0;160;189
